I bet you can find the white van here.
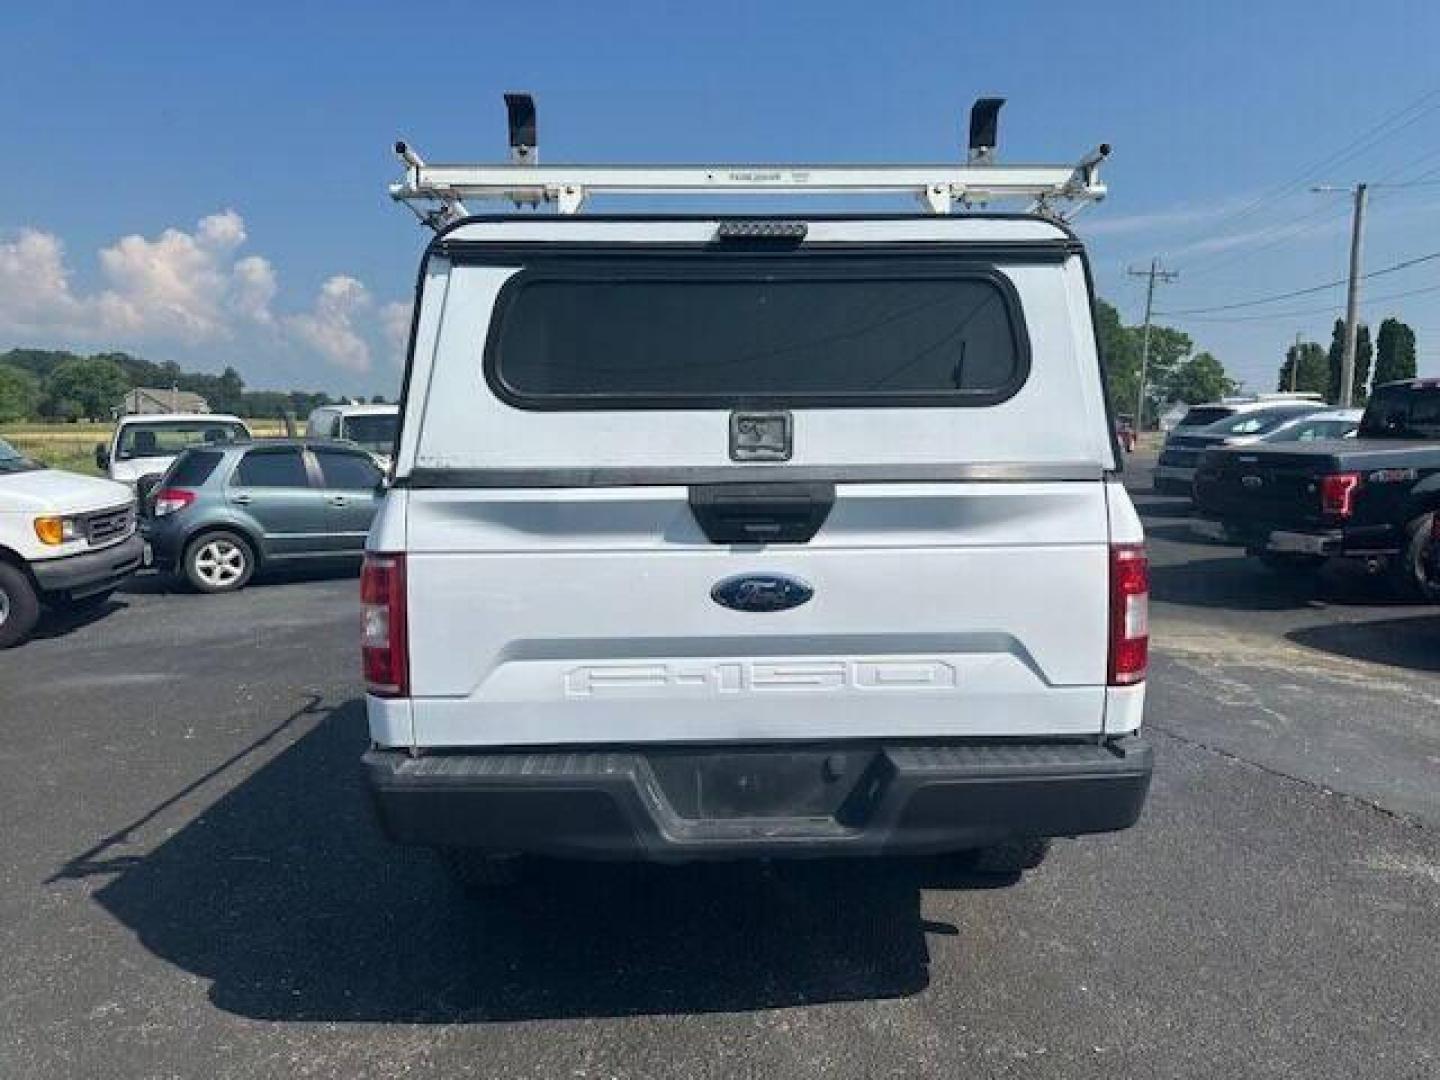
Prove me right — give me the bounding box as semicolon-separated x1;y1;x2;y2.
361;107;1152;887
305;404;400;469
98;413;251;488
0;437;143;647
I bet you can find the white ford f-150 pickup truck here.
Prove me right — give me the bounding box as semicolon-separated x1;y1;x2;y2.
361;101;1152;890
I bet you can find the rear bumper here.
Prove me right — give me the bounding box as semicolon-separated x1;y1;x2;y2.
1153;464;1195;493
138;518;183;568
363;736;1153;861
1194;515;1398;557
30;534;145;598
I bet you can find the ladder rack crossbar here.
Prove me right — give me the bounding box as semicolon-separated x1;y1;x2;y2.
389;153;1109;223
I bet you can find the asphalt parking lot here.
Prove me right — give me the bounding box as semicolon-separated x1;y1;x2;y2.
2;453;1437;1079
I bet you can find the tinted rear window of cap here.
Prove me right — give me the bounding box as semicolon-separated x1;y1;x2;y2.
484;259;1029;410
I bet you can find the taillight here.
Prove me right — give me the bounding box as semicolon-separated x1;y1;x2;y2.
152;487;197;517
1319;472;1361;519
1108;543;1149;686
361;554;408;697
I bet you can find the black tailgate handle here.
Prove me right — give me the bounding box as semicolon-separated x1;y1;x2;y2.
689;482;835;544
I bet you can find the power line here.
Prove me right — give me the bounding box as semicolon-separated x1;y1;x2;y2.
1161;86;1440;259
1173;200;1350;280
1371;141;1440;185
1155;247;1440;316
1153;280;1440;324
1174;154;1440;280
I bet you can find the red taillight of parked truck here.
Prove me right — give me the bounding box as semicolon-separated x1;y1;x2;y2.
1319;472;1361;519
1108;543;1149;686
361;553;408;697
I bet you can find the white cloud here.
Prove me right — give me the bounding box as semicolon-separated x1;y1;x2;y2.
1085;195;1258;239
1164;215;1349;259
196;209;246;250
0;211;409;384
286;275;373;373
379;300;412;364
0;229;90;336
230;255;277;325
94;216;238;342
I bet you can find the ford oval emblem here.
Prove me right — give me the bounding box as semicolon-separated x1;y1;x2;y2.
711;573;813;613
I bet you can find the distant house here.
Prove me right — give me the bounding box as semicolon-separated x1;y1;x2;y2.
120;387;210;415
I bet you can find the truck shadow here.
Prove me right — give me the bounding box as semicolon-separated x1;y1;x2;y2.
1149;556;1413;613
1287;613;1440;673
62;699;1009;1023
31;595;130;640
1129;494;1196;519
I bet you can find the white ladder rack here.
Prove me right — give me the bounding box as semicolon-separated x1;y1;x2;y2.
390;96;1110;228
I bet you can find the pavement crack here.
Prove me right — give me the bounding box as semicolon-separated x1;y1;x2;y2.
1148;724;1431;833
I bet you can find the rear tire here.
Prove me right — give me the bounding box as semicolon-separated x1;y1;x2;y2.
1390;512;1440;602
0;562;41;649
967;838;1051;876
435;849;524;895
183;531;255;593
1258;552;1327;575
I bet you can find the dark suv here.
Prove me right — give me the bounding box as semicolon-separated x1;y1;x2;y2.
142;440;384;592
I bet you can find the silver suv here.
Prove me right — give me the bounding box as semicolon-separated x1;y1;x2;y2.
143;440;383;592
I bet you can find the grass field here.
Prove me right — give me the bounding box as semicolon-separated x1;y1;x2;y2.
1;419;290;476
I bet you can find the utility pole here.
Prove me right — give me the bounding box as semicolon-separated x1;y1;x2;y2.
1128;258;1179;431
1313;183;1369;407
1340;183;1369;407
1291;330;1302;392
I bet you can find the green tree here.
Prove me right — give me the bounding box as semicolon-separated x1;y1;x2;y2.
0;363;41;422
41;357;131;421
1277;341;1328;395
1324;319;1345;403
1373;317;1418;387
213;367;246;413
288;390;333;415
1138;326;1194;411
238;390;292;418
1353;323;1373;404
1093;300;1194;425
1095;299;1139;414
1165;351;1236;405
1325;319;1373;404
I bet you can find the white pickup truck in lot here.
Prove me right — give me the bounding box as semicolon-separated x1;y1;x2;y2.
0;437;144;648
361;100;1153;888
96;412;252;489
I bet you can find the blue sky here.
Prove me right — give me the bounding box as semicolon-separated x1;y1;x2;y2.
3;0;1439;394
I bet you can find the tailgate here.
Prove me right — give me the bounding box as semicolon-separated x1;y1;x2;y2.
406;486;1111;748
1196;447;1341;525
404;481;1110;746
